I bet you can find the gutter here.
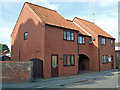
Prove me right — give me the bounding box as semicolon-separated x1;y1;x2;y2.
77;32;80;74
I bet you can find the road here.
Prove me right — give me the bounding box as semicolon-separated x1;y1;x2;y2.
2;69;119;89
46;74;118;88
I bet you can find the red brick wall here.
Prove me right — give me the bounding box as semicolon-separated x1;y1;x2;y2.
11;4;45;61
73;18;99;71
1;61;30;82
44;25;78;78
78;35;99;71
99;37;116;71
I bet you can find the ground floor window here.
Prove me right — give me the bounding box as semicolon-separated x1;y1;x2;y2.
102;55;108;64
63;55;75;66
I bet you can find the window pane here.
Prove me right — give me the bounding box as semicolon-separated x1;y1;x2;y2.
102;56;104;63
71;55;74;65
80;37;82;44
64;31;67;40
106;56;108;63
78;37;80;43
24;32;28;40
102;38;105;45
67;55;71;65
67;32;70;40
63;55;67;65
71;32;74;40
111;40;113;46
83;37;85;44
104;56;106;63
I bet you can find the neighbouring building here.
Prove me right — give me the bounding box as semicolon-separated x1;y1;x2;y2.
11;2;116;79
115;42;120;68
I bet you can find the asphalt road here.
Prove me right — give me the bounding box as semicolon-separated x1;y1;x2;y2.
46;74;118;88
2;69;119;89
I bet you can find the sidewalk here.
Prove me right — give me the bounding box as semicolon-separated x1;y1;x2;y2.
2;69;118;88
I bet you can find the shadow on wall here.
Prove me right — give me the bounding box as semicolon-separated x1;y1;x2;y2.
11;18;45;61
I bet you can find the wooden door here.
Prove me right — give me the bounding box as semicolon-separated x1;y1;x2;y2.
33;59;43;78
51;55;58;77
111;56;114;69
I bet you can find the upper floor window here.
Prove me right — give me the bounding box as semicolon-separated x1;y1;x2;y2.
102;55;108;64
63;55;75;66
102;38;105;45
24;32;28;40
111;40;113;46
78;36;85;44
63;31;74;41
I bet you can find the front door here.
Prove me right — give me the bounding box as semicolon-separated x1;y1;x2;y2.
51;55;58;77
111;55;114;69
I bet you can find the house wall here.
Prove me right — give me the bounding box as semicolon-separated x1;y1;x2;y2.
99;37;116;71
44;25;78;79
78;35;99;71
73;18;99;71
11;4;45;62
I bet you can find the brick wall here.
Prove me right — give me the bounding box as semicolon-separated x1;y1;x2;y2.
1;61;31;82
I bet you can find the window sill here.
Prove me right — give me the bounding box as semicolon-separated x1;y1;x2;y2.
63;39;74;42
78;43;85;45
63;65;75;67
102;63;108;64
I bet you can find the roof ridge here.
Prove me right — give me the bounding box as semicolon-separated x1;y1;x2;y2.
74;17;94;24
66;19;72;22
25;2;57;12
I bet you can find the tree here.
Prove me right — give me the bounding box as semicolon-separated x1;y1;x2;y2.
0;43;10;55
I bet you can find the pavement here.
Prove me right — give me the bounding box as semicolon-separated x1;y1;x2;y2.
2;69;119;88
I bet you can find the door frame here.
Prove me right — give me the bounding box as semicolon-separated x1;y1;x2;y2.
51;54;58;77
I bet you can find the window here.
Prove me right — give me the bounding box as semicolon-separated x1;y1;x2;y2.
63;31;74;41
102;55;108;64
24;32;28;40
102;38;106;45
111;40;113;46
78;36;85;44
63;55;75;66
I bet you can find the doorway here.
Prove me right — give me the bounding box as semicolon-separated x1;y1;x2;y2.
79;54;90;71
51;55;58;77
30;58;43;78
111;55;114;69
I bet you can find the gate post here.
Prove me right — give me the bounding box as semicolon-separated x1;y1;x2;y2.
29;61;33;82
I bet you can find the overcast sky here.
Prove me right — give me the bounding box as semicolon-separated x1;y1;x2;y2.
0;0;118;51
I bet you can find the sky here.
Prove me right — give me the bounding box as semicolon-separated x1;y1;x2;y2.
0;0;118;51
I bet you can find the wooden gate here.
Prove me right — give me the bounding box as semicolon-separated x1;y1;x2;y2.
30;58;43;78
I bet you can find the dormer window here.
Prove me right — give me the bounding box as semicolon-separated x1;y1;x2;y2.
24;32;28;40
102;38;105;45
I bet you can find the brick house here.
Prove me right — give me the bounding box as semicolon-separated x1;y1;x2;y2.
11;2;116;79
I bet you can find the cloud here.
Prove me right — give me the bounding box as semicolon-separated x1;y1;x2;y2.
95;15;118;42
0;27;13;51
42;1;60;10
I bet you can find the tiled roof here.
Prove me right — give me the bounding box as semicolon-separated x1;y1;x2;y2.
26;2;89;36
74;17;114;39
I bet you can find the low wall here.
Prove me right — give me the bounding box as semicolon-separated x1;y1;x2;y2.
1;61;31;82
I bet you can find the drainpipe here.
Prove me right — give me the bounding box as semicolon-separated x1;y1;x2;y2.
98;36;100;72
77;32;80;74
19;49;20;61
